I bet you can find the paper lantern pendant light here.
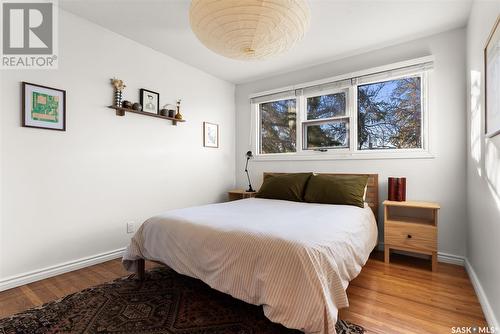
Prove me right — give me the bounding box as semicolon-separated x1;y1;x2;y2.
189;0;311;61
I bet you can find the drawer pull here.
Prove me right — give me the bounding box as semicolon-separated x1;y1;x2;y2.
407;234;412;239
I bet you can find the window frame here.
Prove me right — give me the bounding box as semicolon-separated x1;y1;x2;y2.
250;57;433;161
354;72;427;154
301;87;351;151
256;94;298;156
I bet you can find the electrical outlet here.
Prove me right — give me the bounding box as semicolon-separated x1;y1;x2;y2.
126;222;135;234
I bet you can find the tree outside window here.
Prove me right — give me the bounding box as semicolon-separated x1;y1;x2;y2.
357;77;422;150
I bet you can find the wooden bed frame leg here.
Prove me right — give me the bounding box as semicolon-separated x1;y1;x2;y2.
137;259;145;281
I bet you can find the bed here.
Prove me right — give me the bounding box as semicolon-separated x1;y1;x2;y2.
122;173;379;334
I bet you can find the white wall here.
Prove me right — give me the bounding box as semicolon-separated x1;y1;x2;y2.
466;1;500;327
0;10;235;281
235;28;467;258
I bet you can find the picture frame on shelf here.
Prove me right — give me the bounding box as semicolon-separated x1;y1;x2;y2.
140;89;160;114
203;122;219;148
22;82;66;131
485;17;500;137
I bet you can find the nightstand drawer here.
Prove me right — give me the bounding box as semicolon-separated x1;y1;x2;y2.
385;221;437;252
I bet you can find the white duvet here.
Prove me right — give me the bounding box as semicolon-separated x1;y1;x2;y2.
123;198;377;334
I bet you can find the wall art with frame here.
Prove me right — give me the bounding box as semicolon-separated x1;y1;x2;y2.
203;122;219;148
22;82;66;131
140;88;160;114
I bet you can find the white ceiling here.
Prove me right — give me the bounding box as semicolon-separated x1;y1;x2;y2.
60;0;472;84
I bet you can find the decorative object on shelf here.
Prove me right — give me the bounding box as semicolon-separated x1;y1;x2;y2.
161;104;176;118
203;122;219;148
22;82;66;131
485;17;500;137
140;89;159;114
244;151;255;192
107;86;185;126
111;78;126;108
132;102;142;111
174;99;183;120
115;91;122;108
189;0;310;60
122;100;132;109
388;177;406;202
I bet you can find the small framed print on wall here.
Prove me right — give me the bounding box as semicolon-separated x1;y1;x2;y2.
22;82;66;131
485;16;500;137
140;89;160;114
203;122;219;148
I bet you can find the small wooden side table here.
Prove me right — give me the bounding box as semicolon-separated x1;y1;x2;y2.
228;189;257;201
384;200;440;271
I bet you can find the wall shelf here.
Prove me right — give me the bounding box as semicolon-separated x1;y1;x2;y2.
108;106;186;125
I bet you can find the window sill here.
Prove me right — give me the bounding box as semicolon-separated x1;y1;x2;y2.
253;151;436;161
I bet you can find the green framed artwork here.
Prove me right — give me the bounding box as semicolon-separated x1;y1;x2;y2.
22;82;66;131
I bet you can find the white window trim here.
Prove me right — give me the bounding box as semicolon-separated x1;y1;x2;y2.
301;87;350;151
255;94;297;156
250;56;435;161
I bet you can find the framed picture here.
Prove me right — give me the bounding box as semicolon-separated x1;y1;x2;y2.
140;89;159;114
485;17;500;137
22;82;66;131
203;122;219;148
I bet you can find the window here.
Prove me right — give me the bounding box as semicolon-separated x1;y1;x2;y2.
259;98;297;154
253;58;431;158
303;91;349;150
306;92;346;119
304;121;349;149
357;76;422;150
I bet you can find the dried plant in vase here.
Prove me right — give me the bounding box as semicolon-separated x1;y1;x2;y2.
174;99;183;120
111;78;126;110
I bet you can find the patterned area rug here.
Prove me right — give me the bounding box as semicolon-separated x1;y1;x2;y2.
0;266;364;334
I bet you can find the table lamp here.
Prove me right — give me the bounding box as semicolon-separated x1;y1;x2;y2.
245;151;255;192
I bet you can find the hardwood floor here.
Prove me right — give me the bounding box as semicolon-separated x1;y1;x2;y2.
340;252;487;334
0;252;486;334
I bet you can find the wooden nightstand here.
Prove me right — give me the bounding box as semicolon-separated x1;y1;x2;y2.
384;200;440;271
228;189;257;201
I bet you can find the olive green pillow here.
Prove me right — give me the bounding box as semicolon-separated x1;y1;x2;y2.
304;174;369;208
256;173;313;202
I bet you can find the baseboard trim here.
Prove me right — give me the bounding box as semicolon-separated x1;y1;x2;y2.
377;243;465;266
437;252;465;266
465;259;499;330
0;248;126;292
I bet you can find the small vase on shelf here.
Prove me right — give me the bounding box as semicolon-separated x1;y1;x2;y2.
114;90;123;108
161;104;176;118
174;99;183;120
110;78;126;110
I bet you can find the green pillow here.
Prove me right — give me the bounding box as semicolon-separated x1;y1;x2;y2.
304;174;368;208
256;173;313;202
